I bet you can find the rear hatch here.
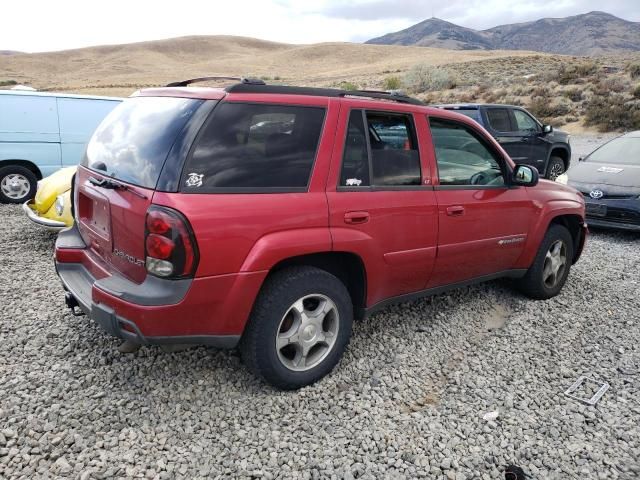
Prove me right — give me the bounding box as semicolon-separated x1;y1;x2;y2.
75;96;204;283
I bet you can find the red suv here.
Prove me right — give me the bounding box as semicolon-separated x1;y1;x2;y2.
55;78;586;389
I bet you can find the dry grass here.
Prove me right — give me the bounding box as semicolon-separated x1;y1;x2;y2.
1;35;639;131
0;35;543;96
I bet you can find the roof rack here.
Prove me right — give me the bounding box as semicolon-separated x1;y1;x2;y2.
224;83;424;106
165;76;266;88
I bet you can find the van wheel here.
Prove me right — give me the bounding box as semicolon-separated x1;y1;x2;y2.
240;266;353;390
0;166;37;203
546;157;565;180
516;224;574;300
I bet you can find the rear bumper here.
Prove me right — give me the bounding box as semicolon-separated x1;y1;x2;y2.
55;226;266;347
22;201;67;230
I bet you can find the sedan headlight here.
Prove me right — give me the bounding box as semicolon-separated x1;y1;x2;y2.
54;195;65;216
555;173;569;185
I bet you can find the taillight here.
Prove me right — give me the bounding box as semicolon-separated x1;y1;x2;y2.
144;206;199;278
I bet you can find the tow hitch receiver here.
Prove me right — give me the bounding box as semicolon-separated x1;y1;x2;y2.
65;292;85;317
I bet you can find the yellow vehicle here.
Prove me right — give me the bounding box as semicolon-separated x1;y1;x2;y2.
23;166;75;230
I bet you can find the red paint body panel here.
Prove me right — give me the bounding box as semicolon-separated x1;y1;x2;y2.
55;87;586;342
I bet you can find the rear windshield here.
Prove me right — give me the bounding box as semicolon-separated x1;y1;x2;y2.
82;97;203;188
182;102;326;192
585;136;640;165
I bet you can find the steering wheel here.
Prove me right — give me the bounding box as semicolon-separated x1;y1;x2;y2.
470;171;488;185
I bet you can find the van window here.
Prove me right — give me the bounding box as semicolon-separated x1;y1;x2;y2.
57;98;120;139
182;103;326;191
83;97;203;189
0;94;58;135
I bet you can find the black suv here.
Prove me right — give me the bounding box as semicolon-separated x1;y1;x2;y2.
437;104;571;180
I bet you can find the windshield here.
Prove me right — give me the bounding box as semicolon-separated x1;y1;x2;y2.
82;97;203;188
585;136;640;166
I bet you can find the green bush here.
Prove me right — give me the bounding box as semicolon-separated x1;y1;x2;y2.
403;65;457;93
382;76;402;90
339;81;358;91
0;79;17;87
585;95;640;131
528;97;571;122
627;62;640;79
556;62;598;85
562;88;583;102
633;84;640;99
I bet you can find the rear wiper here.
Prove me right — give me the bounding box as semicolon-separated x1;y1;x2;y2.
88;176;148;199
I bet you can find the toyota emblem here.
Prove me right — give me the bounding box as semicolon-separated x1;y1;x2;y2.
589;189;604;199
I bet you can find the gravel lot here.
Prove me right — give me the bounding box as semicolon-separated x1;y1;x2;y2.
1;134;639;479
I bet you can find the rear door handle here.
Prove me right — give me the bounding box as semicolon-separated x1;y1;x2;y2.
344;211;370;224
446;206;465;217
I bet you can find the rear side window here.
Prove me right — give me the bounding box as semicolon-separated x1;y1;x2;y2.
446;108;480;123
182;103;326;192
339;110;421;188
485;108;513;132
83;97;203;188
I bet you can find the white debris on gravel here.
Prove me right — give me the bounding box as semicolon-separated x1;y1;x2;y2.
1;138;639;478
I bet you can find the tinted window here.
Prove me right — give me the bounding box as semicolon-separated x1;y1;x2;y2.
513;110;539;132
445;108;480;122
486;108;513;132
585;136;640;165
83;97;202;188
340;111;370;187
367;112;421;186
184;103;325;191
429;118;505;187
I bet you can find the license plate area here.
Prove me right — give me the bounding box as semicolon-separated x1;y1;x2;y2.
586;203;607;217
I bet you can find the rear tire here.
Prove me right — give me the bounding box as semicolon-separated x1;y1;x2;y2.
546;156;565;180
240;266;353;390
0;165;37;204
516;224;574;300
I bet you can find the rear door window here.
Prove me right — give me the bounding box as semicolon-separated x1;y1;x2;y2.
339;110;421;188
485;108;514;132
183;103;326;192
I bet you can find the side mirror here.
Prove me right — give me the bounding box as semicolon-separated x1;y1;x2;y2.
542;125;553;135
512;165;539;187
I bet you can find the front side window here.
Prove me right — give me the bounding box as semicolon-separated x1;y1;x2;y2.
486;108;513;132
339;110;421;187
429;117;505;187
183;103;326;191
513;110;539;133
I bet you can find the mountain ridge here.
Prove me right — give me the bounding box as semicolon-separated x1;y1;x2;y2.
366;11;640;55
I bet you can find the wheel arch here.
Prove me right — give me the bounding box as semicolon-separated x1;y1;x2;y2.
269;251;367;320
0;159;43;180
548;214;586;264
549;146;570;171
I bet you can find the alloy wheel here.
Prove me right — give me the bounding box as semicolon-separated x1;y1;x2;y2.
275;294;339;372
542;239;567;288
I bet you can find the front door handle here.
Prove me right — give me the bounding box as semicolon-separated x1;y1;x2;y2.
344;211;370;224
446;206;465;217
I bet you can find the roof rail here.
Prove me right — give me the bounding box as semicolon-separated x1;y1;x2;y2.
166;76;266;88
224;83;423;105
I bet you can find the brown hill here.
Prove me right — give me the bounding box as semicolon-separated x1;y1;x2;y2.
0;35;543;97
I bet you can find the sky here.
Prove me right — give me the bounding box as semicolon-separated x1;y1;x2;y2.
2;0;639;52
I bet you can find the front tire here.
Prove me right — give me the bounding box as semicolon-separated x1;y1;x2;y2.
0;165;37;203
516;224;574;300
546;156;565;181
240;266;353;390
